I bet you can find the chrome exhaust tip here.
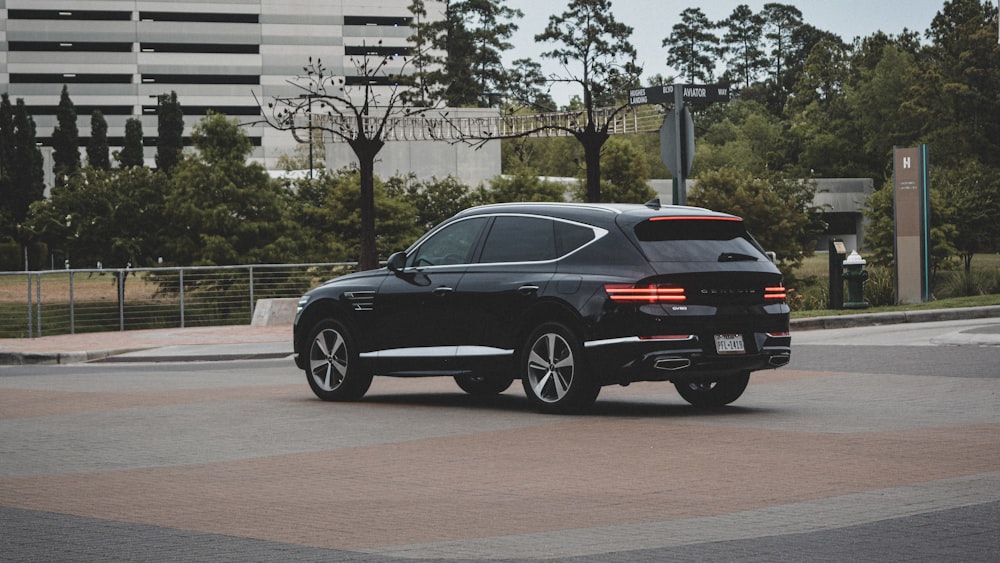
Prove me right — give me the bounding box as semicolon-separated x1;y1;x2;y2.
769;354;791;367
655;357;691;371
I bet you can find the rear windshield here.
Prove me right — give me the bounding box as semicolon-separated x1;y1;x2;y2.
634;219;766;262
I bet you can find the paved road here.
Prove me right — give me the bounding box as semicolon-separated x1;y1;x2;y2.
1;319;998;561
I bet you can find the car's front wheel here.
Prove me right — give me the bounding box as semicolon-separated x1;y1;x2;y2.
673;371;750;407
454;373;515;395
520;322;600;414
305;319;372;401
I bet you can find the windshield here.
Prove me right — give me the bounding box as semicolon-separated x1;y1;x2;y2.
633;218;767;263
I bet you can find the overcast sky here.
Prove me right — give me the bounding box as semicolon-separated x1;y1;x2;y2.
502;0;953;105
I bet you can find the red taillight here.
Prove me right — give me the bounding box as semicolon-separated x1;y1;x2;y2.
765;285;787;301
649;215;743;222
605;284;686;303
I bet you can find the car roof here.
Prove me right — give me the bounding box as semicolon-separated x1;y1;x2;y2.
453;201;741;227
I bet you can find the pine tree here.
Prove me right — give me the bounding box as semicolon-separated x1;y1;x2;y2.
87;110;111;170
155;91;184;173
119;117;145;168
51;84;80;185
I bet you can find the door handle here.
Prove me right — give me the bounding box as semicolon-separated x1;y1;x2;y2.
518;285;540;296
433;286;454;296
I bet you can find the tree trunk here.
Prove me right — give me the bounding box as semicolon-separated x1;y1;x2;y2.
351;137;384;271
577;126;609;203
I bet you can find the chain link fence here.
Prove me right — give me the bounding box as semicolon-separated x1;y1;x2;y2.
0;263;356;339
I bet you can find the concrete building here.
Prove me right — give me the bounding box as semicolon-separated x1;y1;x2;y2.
1;0;499;184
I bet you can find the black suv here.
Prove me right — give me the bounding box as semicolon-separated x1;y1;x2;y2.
293;202;790;413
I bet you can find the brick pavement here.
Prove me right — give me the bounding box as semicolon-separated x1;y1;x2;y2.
1;356;998;561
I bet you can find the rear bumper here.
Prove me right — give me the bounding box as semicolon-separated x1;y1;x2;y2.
585;332;791;384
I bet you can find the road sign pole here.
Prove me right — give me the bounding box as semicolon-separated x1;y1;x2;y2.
672;85;686;206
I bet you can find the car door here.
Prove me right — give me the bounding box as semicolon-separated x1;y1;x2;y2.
454;215;559;357
371;216;488;371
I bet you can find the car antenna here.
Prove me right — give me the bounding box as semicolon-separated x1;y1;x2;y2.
644;198;661;210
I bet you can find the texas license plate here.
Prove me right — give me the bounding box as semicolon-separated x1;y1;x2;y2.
714;334;745;355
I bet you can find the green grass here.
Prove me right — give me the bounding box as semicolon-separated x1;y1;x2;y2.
791;293;1000;319
788;252;1000;317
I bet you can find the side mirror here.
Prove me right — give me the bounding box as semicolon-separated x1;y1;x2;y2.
386;251;407;273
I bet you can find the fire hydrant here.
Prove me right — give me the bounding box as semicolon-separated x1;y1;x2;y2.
842;250;870;309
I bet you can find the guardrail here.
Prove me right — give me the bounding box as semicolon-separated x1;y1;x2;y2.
0;263;357;339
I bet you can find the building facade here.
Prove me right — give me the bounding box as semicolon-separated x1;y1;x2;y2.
1;1;502;183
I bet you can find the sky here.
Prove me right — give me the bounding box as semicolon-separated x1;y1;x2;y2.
502;0;953;105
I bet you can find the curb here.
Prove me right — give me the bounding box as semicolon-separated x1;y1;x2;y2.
790;305;1000;331
0;348;144;366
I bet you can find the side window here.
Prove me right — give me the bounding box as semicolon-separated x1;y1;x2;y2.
409;217;487;267
480;216;557;263
554;220;596;256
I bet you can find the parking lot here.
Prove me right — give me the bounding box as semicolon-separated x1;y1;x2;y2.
1;319;998;561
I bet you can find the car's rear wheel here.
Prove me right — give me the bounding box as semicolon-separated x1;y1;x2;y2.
305;319;372;401
520;322;600;414
674;371;750;407
454;373;515;395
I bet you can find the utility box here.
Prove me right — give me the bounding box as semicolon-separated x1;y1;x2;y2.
828;239;847;309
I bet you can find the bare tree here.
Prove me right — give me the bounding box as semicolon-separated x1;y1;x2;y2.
255;49;440;270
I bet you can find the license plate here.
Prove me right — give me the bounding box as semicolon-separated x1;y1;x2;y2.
714;334;745;355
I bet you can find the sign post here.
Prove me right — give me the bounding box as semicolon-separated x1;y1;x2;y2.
892;145;930;304
629;84;730;204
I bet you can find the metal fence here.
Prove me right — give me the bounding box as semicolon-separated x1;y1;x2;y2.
0;263;357;339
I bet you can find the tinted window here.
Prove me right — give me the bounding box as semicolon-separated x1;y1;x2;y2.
409;217;487;267
480;216;556;263
634;219;765;262
555;220;596;255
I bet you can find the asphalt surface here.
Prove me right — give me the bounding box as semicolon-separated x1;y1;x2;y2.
0;306;1000;365
1;306;998;561
1;306;998;366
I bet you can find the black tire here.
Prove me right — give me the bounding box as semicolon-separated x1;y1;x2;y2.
304;319;372;401
519;322;600;414
454;373;515;396
674;371;750;407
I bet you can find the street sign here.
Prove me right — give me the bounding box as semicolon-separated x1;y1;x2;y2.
629;84;731;106
661;107;694;179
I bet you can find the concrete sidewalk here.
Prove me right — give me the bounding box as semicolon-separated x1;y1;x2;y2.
1;305;998;366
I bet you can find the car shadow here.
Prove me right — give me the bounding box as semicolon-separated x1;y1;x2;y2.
356;391;771;418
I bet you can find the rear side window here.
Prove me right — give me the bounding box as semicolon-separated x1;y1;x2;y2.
480;216;556;263
478;216;597;263
634;218;766;262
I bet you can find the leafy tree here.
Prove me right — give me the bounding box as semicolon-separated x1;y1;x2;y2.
909;0;1000;168
504;58;557;111
572;136;654;203
689;167;824;273
662;7;720;83
87;110;111;171
935;160;1000;271
161;113;298;266
27;166;167;269
51;84;80;185
844;39;921;184
155;91;184;174
720;4;769;90
408;0;523;107
761;3;804;110
477;173;569;204
4;99;45;228
501;135;582;177
693;100;786;176
118;117;145;168
864;180;958;281
0;94;16;240
257;54;439;270
384;174;476;231
535;0;642;202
